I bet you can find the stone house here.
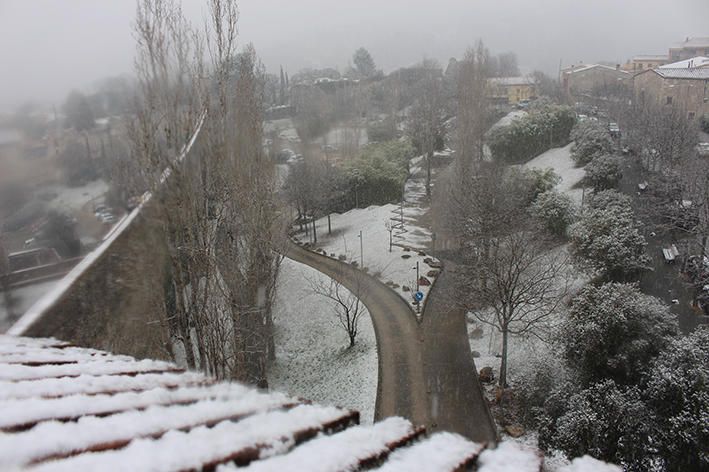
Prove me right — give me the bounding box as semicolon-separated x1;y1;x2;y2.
633;68;709;120
561;64;630;97
622;55;669;73
669;37;709;61
488;76;537;105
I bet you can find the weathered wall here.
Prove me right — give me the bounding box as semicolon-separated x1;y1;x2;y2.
19;203;174;361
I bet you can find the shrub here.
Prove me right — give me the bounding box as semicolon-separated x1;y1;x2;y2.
538;380;656;471
488;105;576;163
643;328;709;472
584;154;623;191
530;190;576;237
344;139;414;207
563;282;676;386
570;120;613;165
570;190;650;279
367;118;398;143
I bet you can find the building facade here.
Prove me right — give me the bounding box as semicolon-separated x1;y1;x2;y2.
488;76;537;104
562;64;630;97
633;68;709;120
623;55;669;73
669;37;709;61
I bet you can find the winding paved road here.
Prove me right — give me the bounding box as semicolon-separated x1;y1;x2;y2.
285;241;497;443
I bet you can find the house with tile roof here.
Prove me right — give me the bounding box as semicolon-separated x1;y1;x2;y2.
622;55;669;73
561;64;630;98
633;67;709;120
669;37;709;62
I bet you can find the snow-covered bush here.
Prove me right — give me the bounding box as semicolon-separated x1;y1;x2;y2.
570;121;613;165
538;380;655;471
563;282;677;386
570;190;650;280
488;105;576;163
584;154;622;191
643;328;709;471
530;190;576;237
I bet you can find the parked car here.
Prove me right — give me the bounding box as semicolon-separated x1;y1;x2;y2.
608;122;621;138
696;142;709;157
276;149;296;163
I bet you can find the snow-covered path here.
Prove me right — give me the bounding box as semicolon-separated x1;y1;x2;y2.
523;143;585;204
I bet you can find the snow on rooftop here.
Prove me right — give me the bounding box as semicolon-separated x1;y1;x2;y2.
659;56;709;69
235;417;420;472
375;432;485;471
653;67;709;80
477;441;542;472
0;336;616;471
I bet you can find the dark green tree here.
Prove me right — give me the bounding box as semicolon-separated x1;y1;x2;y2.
63;90;95;131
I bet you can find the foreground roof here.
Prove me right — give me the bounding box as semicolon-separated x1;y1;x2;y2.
0;335;616;471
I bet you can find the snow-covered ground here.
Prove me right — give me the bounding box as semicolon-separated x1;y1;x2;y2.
0;280;59;333
491;110;527;130
523;143;585;205
292;152;439;312
293;206;437;312
42;179;109;213
268;258;377;424
315;126;368;149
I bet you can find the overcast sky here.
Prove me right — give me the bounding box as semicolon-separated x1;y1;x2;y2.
1;0;708;111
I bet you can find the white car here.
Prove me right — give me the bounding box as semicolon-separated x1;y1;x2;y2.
696;142;709;157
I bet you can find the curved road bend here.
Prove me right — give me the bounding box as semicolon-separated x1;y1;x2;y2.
285;241;498;443
285;241;429;428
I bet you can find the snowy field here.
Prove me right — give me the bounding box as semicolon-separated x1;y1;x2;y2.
43;179;109;212
292;152;439;312
268;258;377;424
523;143;585;205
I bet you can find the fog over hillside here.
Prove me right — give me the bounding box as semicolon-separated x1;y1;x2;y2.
1;0;708;110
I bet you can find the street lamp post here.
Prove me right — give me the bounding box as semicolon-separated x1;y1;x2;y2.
358;230;363;267
416;261;420;293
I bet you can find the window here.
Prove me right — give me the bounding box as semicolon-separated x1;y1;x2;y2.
666;96;673;105
688;111;696;120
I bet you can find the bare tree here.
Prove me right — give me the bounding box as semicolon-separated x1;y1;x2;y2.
453;42;492;195
309;271;365;348
128;0;282;385
407;63;445;198
464;230;571;387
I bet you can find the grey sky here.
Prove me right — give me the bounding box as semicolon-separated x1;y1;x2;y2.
1;0;708;111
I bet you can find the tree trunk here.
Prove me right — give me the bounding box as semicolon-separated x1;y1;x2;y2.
499;327;509;387
426;150;433;198
327;214;332;235
312;218;317;244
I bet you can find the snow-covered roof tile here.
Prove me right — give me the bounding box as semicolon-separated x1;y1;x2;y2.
653;67;709;80
659;56;709;69
0;335;614;471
